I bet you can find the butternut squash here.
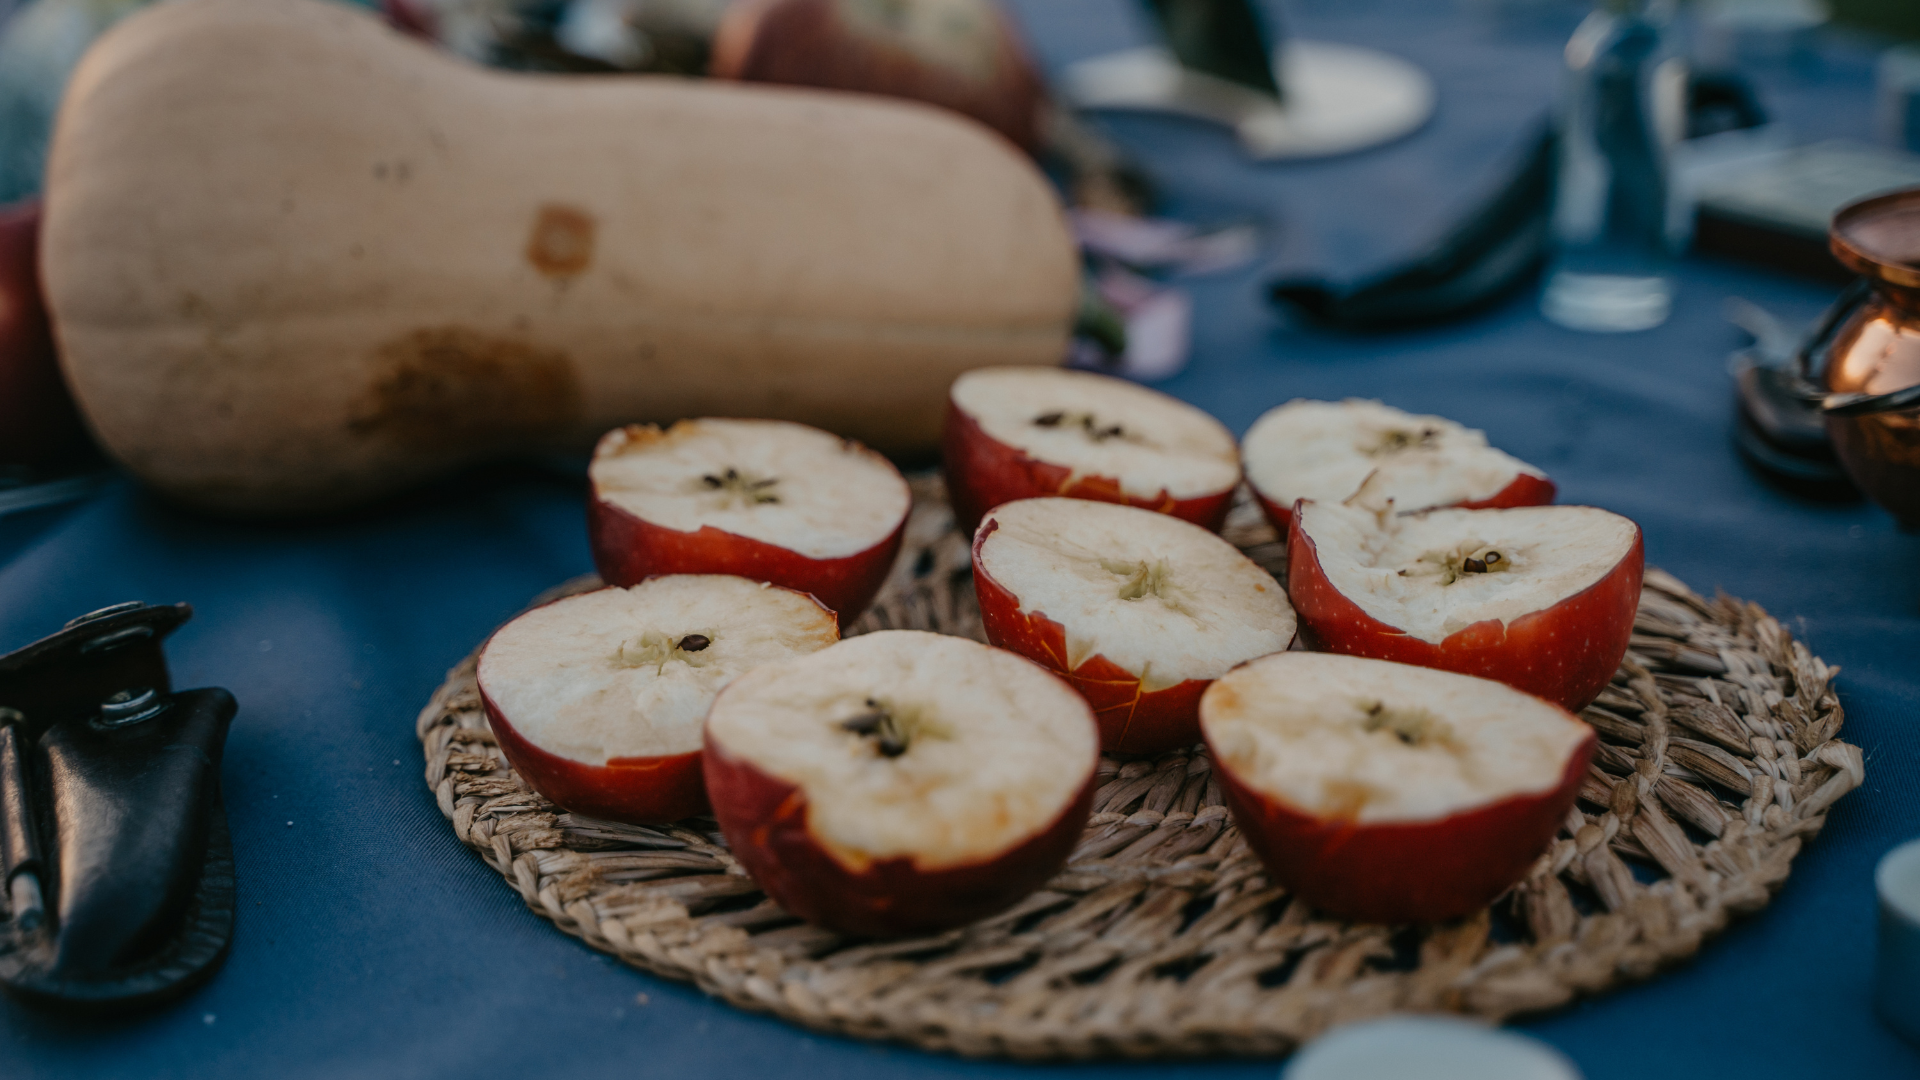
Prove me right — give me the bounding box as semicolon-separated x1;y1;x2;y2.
41;0;1076;514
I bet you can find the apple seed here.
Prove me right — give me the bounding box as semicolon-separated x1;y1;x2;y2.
1461;549;1507;576
616;629;718;671
1359;700;1453;748
697;467;782;505
1403;544;1515;585
840;699;909;757
1367;426;1442;457
1029;411;1137;444
838;698;950;758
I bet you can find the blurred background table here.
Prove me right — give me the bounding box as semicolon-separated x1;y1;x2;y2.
4;1;1918;1076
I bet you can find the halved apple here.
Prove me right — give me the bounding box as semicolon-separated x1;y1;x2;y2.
1288;499;1642;713
1201;652;1595;923
702;629;1099;937
589;419;911;627
477;575;840;824
973;497;1295;754
942;366;1240;534
1241;399;1553;537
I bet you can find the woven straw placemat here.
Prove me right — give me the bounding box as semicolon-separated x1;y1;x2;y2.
416;477;1864;1059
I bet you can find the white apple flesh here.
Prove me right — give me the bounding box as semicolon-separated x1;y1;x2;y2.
972;497;1296;754
1240;399;1554;536
1288;500;1643;712
589;419;911;626
702;629;1099;937
943;366;1240;534
477;575;840;824
1201;652;1595;923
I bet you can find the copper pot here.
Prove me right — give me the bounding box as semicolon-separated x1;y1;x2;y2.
1814;189;1920;530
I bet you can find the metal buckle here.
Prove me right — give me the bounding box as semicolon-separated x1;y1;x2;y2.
0;603;237;1012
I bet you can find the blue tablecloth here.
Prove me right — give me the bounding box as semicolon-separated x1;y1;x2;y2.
5;2;1918;1077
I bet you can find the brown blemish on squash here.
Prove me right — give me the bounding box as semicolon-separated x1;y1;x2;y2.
527;204;596;278
348;327;581;448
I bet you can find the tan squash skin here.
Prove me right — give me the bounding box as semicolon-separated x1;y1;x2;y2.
41;0;1077;514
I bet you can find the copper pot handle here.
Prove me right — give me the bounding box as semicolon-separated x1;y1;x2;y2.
1783;280;1920;417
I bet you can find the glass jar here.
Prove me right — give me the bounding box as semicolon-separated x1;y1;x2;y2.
1540;0;1687;333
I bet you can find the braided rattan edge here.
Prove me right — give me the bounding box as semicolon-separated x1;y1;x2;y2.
415;479;1864;1059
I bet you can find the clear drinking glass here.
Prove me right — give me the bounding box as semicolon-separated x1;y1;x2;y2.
1540;0;1686;333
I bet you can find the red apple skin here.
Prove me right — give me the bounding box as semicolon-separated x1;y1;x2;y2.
971;516;1216;755
943;398;1236;537
1286;500;1644;713
588;495;905;629
711;0;1046;152
1210;729;1594;923
703;733;1096;937
377;0;436;38
0;200;91;470
1456;472;1557;511
1247;472;1557;541
481;684;710;824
